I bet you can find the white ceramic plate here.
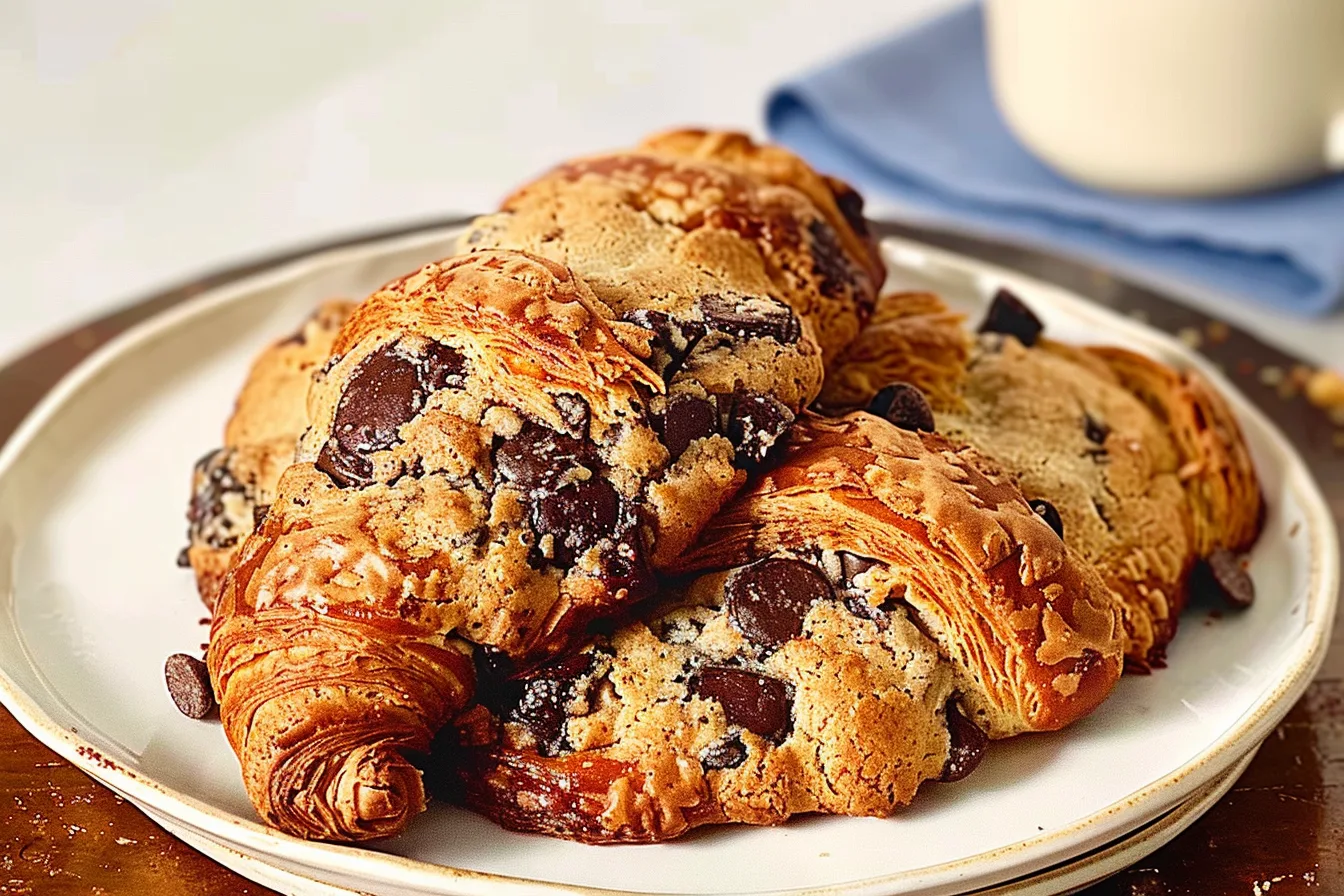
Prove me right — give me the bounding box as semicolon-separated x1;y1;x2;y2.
129;745;1261;896
0;226;1337;896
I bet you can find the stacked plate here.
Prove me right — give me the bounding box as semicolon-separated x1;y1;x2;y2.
0;226;1336;896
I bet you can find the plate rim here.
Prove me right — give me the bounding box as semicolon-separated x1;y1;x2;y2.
0;222;1337;896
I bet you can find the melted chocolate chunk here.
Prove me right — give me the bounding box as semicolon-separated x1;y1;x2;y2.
979;288;1043;347
725;557;834;650
661;394;719;460
699;295;801;345
700;733;748;771
1084;413;1110;445
532;476;620;567
420;341;468;390
595;526;656;600
830;183;870;239
316;440;371;489
164;653;216;719
316;341;468;487
621;309;705;381
807;219;854;299
940;700;989;782
1192;548;1256;609
725;391;795;468
692;666;793;744
252;503;271;529
867;383;936;432
1030;499;1064;539
506;653;601;756
495;423;596;494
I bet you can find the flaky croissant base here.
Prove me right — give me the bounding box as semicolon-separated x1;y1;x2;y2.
209;514;475;842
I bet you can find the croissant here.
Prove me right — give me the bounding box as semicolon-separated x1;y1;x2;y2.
183;300;353;608
442;412;1123;843
825;290;1263;668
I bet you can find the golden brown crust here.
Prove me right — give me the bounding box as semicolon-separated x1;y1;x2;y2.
674;414;1123;735
320;252;660;442
820;291;970;412
1086;346;1264;557
635;128;885;301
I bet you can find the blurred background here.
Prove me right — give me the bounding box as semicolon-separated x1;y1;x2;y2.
4;0;1342;378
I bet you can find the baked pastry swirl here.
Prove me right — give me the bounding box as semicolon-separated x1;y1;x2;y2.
439;413;1122;843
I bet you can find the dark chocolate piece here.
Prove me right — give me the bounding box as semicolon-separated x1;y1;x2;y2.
725;558;834;650
164;653;216;720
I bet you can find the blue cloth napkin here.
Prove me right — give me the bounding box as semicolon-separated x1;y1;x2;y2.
766;3;1344;315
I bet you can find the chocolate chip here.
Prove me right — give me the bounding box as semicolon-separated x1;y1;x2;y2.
700;733;748;771
829;182;870;239
554;394;590;437
421;341;468;390
840;551;878;586
330;346;422;451
725;558;834;650
164;653;216;719
621;309;705;382
1084;413;1110;445
699;295;801;345
807;219;855;299
595;526;656;601
725;391;794;468
495;423;595;494
316;440;371;489
1192;548;1256;609
661;394;719;460
940;700;988;782
506;653;601;756
532;477;620;567
979;288;1043;347
1030;500;1064;538
252;503;270;529
176;547;191;568
316;342;468;488
866;383;935;432
692;666;793;743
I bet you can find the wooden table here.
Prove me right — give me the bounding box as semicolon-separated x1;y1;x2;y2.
2;223;1342;896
